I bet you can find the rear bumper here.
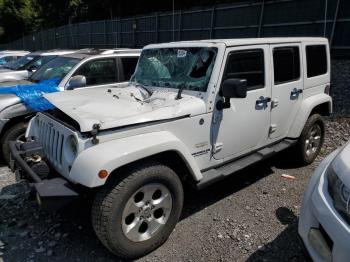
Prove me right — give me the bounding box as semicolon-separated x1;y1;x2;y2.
9;140;79;210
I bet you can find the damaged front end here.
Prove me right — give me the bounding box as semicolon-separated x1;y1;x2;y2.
9;140;79;210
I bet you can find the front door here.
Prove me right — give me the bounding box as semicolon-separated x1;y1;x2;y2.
269;44;303;139
212;45;272;160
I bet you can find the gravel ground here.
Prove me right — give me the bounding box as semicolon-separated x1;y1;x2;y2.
331;59;350;116
0;117;349;262
0;59;349;262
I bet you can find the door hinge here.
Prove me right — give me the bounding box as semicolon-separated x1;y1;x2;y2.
271;99;279;108
213;143;223;154
269;124;277;134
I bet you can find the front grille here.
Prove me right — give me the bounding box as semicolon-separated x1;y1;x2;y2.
37;118;65;168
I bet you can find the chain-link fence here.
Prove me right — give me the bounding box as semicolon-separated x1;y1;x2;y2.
1;0;349;56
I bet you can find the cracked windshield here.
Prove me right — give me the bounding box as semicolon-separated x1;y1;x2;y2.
132;47;217;92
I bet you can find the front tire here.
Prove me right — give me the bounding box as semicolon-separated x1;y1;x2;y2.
91;161;183;259
1;122;28;164
295;114;325;165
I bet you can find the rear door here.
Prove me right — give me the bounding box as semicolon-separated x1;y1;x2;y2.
269;43;303;139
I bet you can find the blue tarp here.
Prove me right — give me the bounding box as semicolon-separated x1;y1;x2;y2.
0;78;60;111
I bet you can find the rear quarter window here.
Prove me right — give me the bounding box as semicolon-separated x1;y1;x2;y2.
273;46;300;84
306;45;328;78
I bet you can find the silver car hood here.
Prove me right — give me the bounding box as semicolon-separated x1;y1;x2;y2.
44;86;206;132
0;79;33;87
0;69;13;73
0;70;29;83
0;94;21;112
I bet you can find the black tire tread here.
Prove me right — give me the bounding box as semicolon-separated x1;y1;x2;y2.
0;121;28;163
91;161;183;258
295;113;325;165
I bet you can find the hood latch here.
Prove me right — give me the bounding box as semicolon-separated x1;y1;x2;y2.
91;123;100;145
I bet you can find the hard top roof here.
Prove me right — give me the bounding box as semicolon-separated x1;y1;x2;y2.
145;37;328;49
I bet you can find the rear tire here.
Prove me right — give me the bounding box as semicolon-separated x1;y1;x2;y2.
295;114;325;165
0;122;28;164
91;161;183;259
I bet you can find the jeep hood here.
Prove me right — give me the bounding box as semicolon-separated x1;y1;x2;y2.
44;86;206;132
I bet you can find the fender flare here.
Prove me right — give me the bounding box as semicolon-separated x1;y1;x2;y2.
287;93;332;138
69;131;203;188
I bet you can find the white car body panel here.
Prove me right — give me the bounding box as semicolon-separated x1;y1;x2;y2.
299;143;350;262
287;93;332;138
212;44;272;159
25;37;332;189
269;43;304;139
69;131;203;187
44;85;207;132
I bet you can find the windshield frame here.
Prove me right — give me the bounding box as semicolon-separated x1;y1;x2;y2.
131;46;218;93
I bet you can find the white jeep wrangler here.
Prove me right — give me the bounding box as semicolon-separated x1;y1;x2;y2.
10;38;332;259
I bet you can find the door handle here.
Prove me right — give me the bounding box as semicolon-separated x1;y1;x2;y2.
290;88;303;99
255;96;271;108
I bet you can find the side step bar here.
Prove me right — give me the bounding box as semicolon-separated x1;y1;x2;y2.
196;139;297;190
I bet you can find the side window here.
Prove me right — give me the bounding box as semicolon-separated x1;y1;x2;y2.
306;45;327;78
121;57;138;81
74;58;118;86
273;46;300;84
223;49;265;90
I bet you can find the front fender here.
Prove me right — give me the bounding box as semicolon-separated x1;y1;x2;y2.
69;131;203;188
287;93;332;138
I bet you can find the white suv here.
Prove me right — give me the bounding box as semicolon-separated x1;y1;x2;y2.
10;37;332;259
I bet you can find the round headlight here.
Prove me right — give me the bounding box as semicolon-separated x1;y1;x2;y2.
327;164;350;218
341;184;350;203
69;135;78;156
64;135;78;163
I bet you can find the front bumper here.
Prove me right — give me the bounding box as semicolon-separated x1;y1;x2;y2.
299;152;350;262
9;140;79;210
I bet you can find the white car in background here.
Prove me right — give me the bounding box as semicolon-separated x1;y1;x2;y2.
0;49;75;83
299;141;350;262
0;50;29;67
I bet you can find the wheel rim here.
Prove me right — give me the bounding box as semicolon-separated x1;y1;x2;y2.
305;124;322;157
121;183;173;242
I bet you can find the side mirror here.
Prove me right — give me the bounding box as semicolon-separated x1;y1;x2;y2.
27;65;38;73
67;75;86;90
217;79;247;110
221;78;247;99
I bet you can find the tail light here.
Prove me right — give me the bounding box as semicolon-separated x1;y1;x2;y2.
325;85;331;95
